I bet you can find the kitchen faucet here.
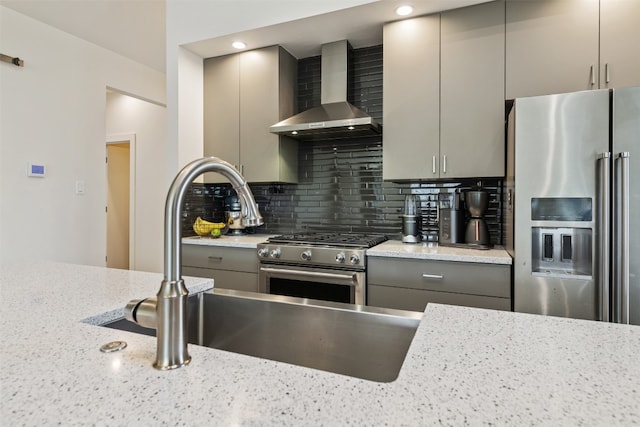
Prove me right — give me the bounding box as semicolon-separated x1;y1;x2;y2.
124;157;263;370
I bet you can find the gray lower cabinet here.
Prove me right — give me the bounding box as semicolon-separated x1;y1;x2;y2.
367;257;511;312
182;244;258;293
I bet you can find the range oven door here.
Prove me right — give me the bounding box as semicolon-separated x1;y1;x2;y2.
259;263;365;305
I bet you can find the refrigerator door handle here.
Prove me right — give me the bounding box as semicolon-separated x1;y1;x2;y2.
598;153;612;322
615;152;631;324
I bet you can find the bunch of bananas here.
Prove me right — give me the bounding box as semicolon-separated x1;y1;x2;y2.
193;216;226;236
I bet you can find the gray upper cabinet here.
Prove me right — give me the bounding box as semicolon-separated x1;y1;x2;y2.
440;1;505;179
204;45;298;184
383;2;505;181
506;0;640;99
506;0;599;99
383;15;440;181
204;54;240;173
600;0;640;89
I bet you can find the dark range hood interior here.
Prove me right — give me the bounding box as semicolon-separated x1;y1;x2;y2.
270;40;381;141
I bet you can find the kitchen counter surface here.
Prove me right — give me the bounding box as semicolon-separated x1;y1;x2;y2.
182;234;275;248
2;261;638;425
367;240;513;265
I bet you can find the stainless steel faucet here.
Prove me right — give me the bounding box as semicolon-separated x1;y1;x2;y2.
124;157;263;370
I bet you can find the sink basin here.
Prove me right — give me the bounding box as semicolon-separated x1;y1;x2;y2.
102;289;422;382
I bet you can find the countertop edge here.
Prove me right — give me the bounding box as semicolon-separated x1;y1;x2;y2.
366;241;512;265
182;235;273;248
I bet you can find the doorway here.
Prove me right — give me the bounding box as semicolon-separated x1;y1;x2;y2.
106;135;136;269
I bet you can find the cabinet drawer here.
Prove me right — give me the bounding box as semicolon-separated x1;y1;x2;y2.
368;284;510;312
182;244;257;273
183;266;258;293
368;257;510;298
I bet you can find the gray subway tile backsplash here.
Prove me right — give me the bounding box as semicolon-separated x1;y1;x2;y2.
186;44;504;244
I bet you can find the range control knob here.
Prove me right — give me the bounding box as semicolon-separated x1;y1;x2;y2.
301;250;312;261
335;252;346;263
349;254;360;265
257;248;269;258
269;248;281;259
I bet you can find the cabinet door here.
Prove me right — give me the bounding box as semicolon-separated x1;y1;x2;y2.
368;257;511;298
204;47;297;184
441;1;505;178
600;0;640;89
368;284;511;312
182;244;258;273
183;266;259;293
240;46;281;182
203;54;240;182
383;15;440;180
506;0;599;99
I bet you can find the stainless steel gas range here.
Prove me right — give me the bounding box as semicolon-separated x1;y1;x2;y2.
257;232;388;305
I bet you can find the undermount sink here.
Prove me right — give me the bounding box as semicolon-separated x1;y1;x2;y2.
102;289;422;382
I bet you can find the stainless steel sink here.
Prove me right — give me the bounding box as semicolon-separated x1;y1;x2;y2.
102;289;422;382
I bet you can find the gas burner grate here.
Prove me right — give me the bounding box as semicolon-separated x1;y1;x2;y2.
268;232;388;248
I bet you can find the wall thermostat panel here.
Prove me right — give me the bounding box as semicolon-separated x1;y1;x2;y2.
27;163;46;177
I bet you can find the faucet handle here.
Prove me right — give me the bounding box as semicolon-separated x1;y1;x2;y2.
125;297;157;329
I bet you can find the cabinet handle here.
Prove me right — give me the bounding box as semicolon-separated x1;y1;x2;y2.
422;273;444;280
442;155;447;174
432;156;437;174
240;164;244;175
605;63;610;84
590;65;596;86
207;256;223;262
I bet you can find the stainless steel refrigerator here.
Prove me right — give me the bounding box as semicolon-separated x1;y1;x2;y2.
506;86;639;325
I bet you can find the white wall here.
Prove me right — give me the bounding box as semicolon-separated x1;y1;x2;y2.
0;6;165;266
105;91;166;273
165;0;377;179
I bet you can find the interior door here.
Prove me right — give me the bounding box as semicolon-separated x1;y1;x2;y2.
106;142;130;269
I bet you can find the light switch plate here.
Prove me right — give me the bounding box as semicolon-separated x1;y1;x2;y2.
75;180;85;195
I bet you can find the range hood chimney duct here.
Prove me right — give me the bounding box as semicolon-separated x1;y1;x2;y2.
270;40;381;141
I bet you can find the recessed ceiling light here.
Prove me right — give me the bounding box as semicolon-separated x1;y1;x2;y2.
347;126;355;130
232;41;247;50
291;131;298;135
395;5;414;16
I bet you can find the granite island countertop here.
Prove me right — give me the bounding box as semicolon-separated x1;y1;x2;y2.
367;240;513;265
2;261;638;425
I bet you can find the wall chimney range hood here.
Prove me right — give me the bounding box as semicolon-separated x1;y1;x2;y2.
270;40;381;141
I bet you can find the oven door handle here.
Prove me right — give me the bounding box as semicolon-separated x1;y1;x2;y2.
259;267;357;284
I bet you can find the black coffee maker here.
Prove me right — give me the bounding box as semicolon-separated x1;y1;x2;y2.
464;188;491;246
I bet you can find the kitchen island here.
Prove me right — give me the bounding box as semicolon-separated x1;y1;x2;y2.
1;261;638;425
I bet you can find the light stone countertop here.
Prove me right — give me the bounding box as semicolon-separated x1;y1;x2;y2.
2;261;638;425
367;240;513;265
182;234;275;248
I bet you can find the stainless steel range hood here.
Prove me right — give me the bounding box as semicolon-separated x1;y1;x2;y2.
270;40;381;141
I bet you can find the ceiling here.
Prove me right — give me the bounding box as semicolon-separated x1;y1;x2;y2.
1;0;166;72
1;0;492;73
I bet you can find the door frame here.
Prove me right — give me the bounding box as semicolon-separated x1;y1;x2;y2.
106;133;136;269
